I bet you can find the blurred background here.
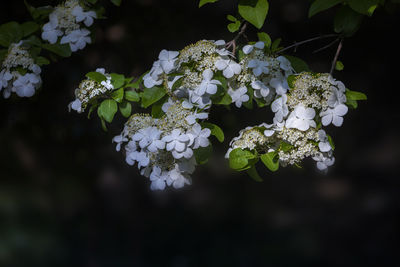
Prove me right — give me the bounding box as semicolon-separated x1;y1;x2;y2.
1;0;400;266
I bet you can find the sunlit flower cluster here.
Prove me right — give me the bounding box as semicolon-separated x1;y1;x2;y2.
41;0;96;52
68;68;113;113
113;99;211;190
0;42;42;98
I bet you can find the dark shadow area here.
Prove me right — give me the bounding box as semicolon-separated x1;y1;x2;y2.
1;0;399;266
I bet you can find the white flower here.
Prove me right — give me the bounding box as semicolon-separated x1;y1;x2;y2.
318;130;331;152
247;59;269;76
320;104;348;127
143;73;163;88
177;157;196;174
271;94;289;122
276;56;293;72
189;90;212;109
69;98;82;113
270;77;289;96
126;151;150;168
188;123;211;149
158;50;179;74
13;73;41;97
41;22;62;44
112;134;128;152
313;154;335;171
251;80;270;98
162;129;192;159
150;166;167;191
242;41;265;54
196;69;221;96
71;5;97;27
132;127;165;152
185;110;208;125
215;59;241;78
0;70;13;89
328;87;346;107
286;104;316;131
228;86;249;108
60;29;91;52
166;168;190;189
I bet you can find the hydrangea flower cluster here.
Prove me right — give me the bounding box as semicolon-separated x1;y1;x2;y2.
227;72;350;171
41;0;96;52
0;42;42;98
68;68;114;113
113;99;211;190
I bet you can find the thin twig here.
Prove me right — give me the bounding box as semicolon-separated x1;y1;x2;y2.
277;34;339;54
226;22;248;54
312;38;340;54
330;39;343;75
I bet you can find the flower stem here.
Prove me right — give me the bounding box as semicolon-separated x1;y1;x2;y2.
226;22;248;55
330;39;343;75
277;34;339;54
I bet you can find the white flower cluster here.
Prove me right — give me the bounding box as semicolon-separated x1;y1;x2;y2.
227;72;350;171
113;99;211;190
41;0;96;52
142;40;294;110
68;68;113;113
0;42;42;98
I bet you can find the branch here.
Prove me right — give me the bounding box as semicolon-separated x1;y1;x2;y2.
277;34;339;54
330;39;343;75
226;22;248;55
312;38;340;54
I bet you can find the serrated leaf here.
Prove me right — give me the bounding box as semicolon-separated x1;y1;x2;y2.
125;90;140;102
247;165;263;182
119;101;132;118
194;144;213;165
260;151;279;172
140;86;166;108
257;32;272;48
238;0;269;29
284;55;310;73
308;0;344;18
86;71;107;83
42;43;72;57
111;87;124;103
110;73;125;89
98;99;118;123
201;122;224;142
199;0;219;8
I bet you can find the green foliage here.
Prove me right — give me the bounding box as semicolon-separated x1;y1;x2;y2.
124;90;140;102
335;60;344;71
327;134;335;150
284;55;311;73
201;122;224;142
110;0;122;6
227;15;241;33
308;0;344;18
348;0;381;16
260;151;279;172
238;0;269;29
24;1;53;20
42;43;72;57
194;144;213;164
86;71;107;83
199;0;219;8
98;99;118;123
111;88;124;103
257;32;272;48
110;73;125;89
334;5;364;36
345;89;367;109
35;56;50;66
0;22;23;47
151;96;168;118
119;101;132;118
287;75;297;89
140;86;166;108
246;165;263;182
229;148;258;171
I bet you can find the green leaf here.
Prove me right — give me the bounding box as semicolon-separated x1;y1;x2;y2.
0;49;7;62
199;0;219;8
345;89;367;100
194;144;213;165
125;90;140;102
212;91;232;105
346;99;358;109
98;99;118;123
247;165;263;182
334;5;363;36
21;21;39;37
125;72;147;89
42;43;72;57
151;96;168;118
201;122;224;142
110;73;125;89
238;0;269;29
260;152;279;172
280;141;293;152
287;75;297;88
229;148;257;171
348;0;381;16
119;101;132;118
284;55;310;73
35;56;50;66
86;71;107;83
227;15;237;22
111;87;124;103
110;0;122;6
271;38;282;52
308;0;344;18
0;22;23;47
335;60;344;71
257;32;272;47
327;134;335;150
24;1;53;20
228;20;241;33
140;86;166;108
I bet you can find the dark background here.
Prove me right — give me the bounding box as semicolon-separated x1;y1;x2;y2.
1;0;399;266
